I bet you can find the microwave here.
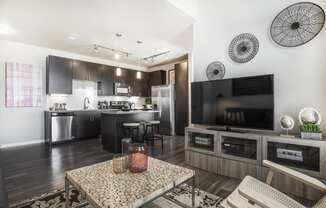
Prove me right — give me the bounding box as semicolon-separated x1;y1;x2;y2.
114;83;130;96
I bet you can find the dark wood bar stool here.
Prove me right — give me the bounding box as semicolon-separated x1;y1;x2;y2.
143;120;163;152
122;122;141;143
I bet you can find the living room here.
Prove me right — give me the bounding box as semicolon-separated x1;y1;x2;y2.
1;0;326;208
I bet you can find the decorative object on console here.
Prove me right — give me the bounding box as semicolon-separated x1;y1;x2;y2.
5;62;42;107
271;2;325;47
279;115;295;138
228;33;259;63
113;154;128;174
299;107;322;140
206;61;225;80
128;143;148;173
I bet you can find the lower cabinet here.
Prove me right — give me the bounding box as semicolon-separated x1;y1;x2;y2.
74;111;101;139
216;157;260;179
261;167;322;201
185;150;218;174
185;150;260;179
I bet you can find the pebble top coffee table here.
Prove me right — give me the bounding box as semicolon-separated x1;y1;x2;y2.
65;157;195;208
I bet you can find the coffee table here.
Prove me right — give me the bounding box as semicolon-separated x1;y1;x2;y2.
65;157;195;208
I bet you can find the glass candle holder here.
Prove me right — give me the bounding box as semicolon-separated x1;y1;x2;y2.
113;154;127;174
128;143;148;173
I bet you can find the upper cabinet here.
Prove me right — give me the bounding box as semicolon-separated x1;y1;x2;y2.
46;55;153;97
132;71;150;97
97;65;114;96
46;55;73;94
149;70;166;86
73;60;99;81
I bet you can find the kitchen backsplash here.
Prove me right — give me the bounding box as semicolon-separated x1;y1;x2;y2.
46;80;146;110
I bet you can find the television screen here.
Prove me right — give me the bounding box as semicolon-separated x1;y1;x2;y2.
191;75;274;130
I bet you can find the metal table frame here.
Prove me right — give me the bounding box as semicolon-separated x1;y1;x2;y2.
65;175;195;208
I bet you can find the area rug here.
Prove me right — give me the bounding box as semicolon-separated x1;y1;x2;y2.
12;184;224;208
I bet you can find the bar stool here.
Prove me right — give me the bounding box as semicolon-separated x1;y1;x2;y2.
122;122;141;143
144;120;163;152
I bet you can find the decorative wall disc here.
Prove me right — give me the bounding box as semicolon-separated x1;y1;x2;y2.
271;2;325;47
206;61;225;80
228;33;259;63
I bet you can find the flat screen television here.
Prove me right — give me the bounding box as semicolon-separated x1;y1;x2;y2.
191;74;274;130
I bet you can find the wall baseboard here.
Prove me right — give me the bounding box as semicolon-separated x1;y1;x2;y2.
0;140;43;149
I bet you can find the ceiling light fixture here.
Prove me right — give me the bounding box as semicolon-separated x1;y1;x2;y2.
142;51;170;64
93;44;130;57
0;24;15;35
67;34;79;40
136;71;142;79
114;53;121;60
116;67;122;76
93;44;100;53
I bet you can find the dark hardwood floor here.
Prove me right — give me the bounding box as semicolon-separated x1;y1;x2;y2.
1;136;239;205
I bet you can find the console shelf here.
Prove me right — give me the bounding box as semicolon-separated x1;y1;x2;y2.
185;126;326;201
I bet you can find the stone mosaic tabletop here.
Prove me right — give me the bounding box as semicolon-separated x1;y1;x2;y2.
66;157;195;208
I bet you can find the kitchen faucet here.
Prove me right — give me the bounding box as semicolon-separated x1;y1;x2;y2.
84;97;90;109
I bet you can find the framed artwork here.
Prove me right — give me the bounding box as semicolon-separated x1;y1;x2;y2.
5;62;42;107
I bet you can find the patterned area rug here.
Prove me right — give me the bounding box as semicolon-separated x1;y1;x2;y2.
12;184;224;208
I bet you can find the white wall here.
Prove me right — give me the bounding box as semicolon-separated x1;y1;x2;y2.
0;40;145;146
192;0;326;133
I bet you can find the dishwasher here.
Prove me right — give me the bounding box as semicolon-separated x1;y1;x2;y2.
51;112;76;143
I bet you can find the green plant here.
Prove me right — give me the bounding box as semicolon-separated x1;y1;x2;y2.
145;97;152;105
300;124;321;133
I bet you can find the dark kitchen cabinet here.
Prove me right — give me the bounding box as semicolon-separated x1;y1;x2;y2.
75;111;101;139
175;62;188;135
128;71;150;97
46;55;73;94
73;60;99;81
141;72;150;97
97;66;114;96
149;70;166;86
114;68;128;84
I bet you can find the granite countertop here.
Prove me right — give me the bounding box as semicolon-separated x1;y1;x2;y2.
101;110;160;115
66;157;194;208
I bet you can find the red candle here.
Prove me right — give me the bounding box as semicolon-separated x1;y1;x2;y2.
128;144;148;173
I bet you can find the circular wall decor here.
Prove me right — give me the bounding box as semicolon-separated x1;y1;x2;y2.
228;33;259;63
271;2;325;47
206;61;225;80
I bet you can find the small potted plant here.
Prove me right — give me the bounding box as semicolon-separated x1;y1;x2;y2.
300;123;322;140
299;107;323;140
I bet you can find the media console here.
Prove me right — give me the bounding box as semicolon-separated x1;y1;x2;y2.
185;125;326;201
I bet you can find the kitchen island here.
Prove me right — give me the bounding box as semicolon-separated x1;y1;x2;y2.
101;110;160;153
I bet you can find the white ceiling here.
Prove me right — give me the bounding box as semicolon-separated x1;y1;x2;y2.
0;0;194;67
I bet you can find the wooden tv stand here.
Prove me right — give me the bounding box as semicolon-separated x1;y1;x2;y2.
185;125;326;201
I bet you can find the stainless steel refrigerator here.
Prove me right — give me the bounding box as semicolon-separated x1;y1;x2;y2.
151;85;175;135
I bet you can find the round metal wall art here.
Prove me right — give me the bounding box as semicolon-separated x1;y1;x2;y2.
228;33;259;63
206;61;225;80
271;2;325;47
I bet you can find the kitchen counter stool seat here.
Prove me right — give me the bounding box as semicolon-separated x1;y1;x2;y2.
123;123;140;127
122;122;141;143
143;120;163;152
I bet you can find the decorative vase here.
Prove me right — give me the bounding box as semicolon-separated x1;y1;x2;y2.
128;143;148;173
113;154;128;174
301;132;323;140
